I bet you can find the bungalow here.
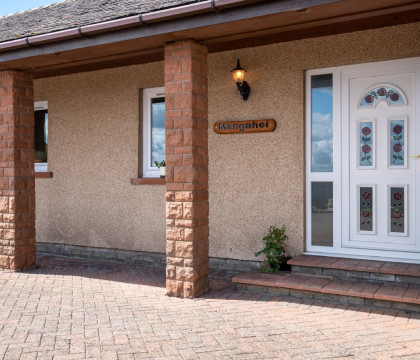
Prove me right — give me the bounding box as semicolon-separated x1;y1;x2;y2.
0;0;419;299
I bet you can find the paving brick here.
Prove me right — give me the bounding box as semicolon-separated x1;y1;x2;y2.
397;275;420;285
322;268;347;278
374;284;409;301
371;272;396;282
233;270;420;313
0;255;419;359
288;255;420;286
298;265;324;275
287;255;339;268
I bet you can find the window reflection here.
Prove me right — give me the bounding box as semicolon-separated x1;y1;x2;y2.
311;182;333;247
151;98;165;167
35;110;48;163
311;74;333;172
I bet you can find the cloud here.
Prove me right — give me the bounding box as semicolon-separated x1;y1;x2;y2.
317;87;333;96
152;104;165;129
311;112;333;168
152;128;165;164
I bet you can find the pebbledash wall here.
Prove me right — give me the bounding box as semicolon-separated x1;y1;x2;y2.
34;22;420;266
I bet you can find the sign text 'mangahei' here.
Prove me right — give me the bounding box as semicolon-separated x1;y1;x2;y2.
213;119;276;134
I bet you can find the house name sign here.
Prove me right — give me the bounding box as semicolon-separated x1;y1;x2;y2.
213;119;276;134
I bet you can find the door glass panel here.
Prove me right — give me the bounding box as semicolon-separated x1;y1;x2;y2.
359;187;373;232
390;120;405;167
311;74;333;172
311;182;333;247
390;187;405;234
360;85;405;108
359;121;373;168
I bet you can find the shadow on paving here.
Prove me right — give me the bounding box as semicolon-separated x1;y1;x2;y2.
204;285;420;320
28;254;237;291
21;255;420;321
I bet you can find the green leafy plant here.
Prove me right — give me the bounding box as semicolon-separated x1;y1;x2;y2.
254;225;288;273
154;160;165;168
35;150;47;162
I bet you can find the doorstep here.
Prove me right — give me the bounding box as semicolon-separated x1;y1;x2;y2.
232;255;420;313
289;255;420;284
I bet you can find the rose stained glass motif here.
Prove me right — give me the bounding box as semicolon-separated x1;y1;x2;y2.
390;187;404;233
390;120;405;167
359;122;373;167
359;187;373;232
360;86;405;108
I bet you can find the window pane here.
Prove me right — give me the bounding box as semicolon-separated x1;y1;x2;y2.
34;110;48;163
311;182;333;247
311;74;333;172
151;98;165;167
390;120;405;167
359;121;374;168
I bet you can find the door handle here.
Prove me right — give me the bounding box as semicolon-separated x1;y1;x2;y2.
409;153;420;171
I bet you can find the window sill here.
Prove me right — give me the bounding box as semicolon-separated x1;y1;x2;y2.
130;177;165;185
35;172;53;178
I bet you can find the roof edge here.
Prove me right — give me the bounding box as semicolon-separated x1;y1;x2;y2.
0;0;265;52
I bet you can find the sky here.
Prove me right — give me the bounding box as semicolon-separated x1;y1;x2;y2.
311;85;333;172
0;0;61;17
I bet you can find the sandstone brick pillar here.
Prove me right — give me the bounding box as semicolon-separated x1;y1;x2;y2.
0;70;36;270
164;40;209;298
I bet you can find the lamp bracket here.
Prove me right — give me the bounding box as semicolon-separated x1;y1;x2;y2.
236;81;250;101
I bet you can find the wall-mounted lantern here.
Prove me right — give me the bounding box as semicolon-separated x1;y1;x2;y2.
231;58;250;101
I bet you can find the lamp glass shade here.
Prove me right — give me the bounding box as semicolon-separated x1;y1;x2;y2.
232;69;245;84
231;59;246;84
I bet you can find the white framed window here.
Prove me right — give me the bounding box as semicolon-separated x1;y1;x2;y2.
142;87;165;178
34;101;48;172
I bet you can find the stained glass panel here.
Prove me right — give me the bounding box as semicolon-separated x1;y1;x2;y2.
359;187;373;232
360;86;405;108
390;187;405;233
390;120;405;167
359;122;373;167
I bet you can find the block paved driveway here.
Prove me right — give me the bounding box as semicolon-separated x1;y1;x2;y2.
0;256;419;360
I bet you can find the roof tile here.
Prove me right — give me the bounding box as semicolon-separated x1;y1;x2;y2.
0;0;204;43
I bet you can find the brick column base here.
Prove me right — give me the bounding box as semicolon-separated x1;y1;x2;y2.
164;40;209;298
0;70;36;270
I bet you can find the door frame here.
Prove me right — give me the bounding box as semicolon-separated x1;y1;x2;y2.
305;56;420;263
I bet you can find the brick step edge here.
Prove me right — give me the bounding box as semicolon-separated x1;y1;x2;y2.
235;283;420;313
232;273;420;313
287;255;420;280
291;265;420;285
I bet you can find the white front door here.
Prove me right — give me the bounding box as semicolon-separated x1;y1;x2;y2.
306;59;420;262
343;69;419;255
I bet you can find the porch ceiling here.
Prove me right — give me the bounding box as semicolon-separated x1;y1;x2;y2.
0;0;419;79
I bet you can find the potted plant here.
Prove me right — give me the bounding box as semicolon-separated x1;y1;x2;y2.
254;225;291;273
154;160;166;178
